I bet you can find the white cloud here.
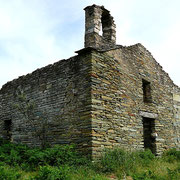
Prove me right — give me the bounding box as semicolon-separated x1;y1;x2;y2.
150;22;180;86
0;0;67;87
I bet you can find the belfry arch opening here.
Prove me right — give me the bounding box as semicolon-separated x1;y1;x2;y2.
101;9;113;41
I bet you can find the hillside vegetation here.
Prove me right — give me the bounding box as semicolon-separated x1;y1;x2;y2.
0;138;179;180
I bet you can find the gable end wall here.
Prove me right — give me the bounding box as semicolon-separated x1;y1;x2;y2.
90;46;180;157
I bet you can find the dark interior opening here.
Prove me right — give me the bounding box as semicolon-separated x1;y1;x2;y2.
4;120;12;141
142;117;156;154
101;10;112;40
142;79;152;103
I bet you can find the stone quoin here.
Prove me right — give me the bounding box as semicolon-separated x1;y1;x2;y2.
0;4;180;158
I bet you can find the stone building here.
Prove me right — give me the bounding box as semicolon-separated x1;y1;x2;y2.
0;5;180;157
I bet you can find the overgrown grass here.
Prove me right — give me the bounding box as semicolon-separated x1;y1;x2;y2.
0;138;179;179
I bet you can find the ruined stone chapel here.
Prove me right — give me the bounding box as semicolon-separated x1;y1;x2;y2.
0;5;180;157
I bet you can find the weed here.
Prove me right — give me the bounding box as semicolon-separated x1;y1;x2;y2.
0;166;21;180
0;139;179;179
163;148;180;163
100;148;127;172
167;166;180;180
31;165;70;180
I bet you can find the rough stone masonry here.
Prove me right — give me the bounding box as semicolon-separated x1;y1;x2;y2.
0;4;179;157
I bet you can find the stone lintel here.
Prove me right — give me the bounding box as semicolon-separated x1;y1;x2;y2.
139;111;158;119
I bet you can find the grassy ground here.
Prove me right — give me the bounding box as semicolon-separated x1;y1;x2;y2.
0;139;179;180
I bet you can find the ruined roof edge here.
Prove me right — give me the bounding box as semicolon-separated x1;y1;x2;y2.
0;55;78;92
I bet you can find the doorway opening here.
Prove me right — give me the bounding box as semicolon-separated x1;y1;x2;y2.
142;117;156;154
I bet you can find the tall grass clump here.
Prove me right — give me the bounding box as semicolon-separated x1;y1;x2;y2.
100;148;128;172
99;148;156;178
163;148;180;162
131;149;155;166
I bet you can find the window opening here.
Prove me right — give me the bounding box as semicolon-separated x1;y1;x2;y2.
142;79;152;103
4;120;12;141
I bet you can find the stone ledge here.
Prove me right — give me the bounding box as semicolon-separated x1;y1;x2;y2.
139;111;158;118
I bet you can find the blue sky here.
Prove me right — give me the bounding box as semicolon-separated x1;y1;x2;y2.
0;0;180;88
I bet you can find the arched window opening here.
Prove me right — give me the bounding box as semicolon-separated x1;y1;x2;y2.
101;10;112;41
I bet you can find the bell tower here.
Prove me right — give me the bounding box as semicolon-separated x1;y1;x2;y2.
84;4;116;49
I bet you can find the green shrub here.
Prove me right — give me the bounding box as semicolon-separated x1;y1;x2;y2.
163;149;180;162
23;144;89;170
23;148;47;169
132;170;165;180
43;144;89;166
0;140;89;170
136;149;155;161
32;165;70;180
167;165;180;180
0;143;23;166
0;138;9;145
1;139;179;179
0;139;30;167
131;149;155;166
0;166;21;180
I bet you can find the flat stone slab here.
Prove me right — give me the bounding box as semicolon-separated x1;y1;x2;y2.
139;111;158;118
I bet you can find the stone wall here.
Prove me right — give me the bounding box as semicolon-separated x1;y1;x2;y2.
88;44;180;157
173;90;180;149
0;4;179;158
0;43;179;157
0;54;92;154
